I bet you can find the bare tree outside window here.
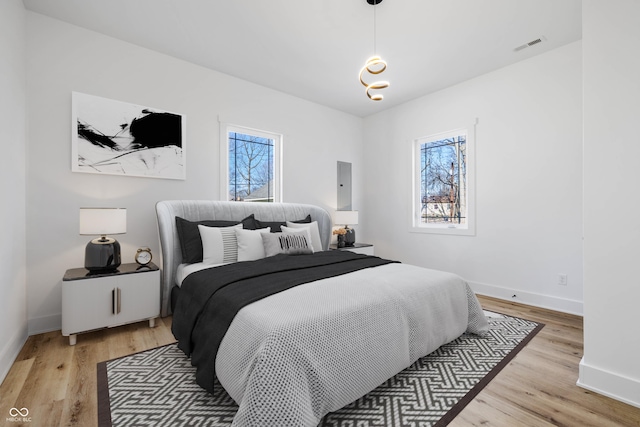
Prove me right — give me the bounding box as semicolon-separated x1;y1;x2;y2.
228;132;274;202
419;135;467;225
412;125;475;236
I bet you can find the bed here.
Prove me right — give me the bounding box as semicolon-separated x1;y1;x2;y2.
156;200;488;426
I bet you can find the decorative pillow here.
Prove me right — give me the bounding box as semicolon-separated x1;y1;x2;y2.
175;215;255;263
261;232;313;257
236;227;271;261
255;214;311;233
281;225;315;252
198;224;243;264
240;214;259;230
285;220;323;252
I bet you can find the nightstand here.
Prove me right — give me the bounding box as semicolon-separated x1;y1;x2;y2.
329;243;374;256
62;262;160;345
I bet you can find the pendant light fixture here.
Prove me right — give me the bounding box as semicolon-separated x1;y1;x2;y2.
359;0;389;101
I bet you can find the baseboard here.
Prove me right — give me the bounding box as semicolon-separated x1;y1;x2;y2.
0;326;28;385
468;280;583;316
578;357;640;409
27;313;61;336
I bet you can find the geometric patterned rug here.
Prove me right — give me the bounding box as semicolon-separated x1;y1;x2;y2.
97;312;543;427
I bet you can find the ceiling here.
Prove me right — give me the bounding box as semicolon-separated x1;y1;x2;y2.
22;0;582;117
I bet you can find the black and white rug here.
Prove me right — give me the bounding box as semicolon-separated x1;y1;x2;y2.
98;312;543;427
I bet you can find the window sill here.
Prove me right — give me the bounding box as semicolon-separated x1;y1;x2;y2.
409;224;475;236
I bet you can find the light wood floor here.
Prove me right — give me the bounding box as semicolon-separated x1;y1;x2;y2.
1;296;639;426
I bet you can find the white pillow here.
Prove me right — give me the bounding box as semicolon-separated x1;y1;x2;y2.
236;227;271;261
198;224;242;264
285;221;323;252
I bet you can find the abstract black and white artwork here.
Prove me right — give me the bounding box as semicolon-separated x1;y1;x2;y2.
72;92;185;179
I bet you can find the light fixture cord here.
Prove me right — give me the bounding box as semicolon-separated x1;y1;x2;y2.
373;0;377;55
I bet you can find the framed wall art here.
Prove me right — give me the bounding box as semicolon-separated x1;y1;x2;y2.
71;92;186;180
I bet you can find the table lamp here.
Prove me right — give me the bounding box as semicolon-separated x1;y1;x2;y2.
80;208;126;272
334;210;359;247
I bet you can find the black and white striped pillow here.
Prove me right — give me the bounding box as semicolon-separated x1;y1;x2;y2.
198;224;242;264
262;232;313;257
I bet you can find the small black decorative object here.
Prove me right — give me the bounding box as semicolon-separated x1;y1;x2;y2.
344;226;356;247
85;238;121;272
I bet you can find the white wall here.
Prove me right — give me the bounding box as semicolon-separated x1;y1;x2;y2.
0;0;28;383
579;0;640;408
362;41;583;314
25;12;364;333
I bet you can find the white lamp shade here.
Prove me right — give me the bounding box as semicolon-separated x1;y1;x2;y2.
79;208;127;235
334;210;359;226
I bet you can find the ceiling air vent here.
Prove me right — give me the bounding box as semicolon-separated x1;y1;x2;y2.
514;36;546;52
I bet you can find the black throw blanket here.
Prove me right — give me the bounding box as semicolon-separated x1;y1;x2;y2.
172;250;397;393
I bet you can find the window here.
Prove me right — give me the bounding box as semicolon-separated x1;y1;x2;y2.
221;125;282;202
411;126;475;235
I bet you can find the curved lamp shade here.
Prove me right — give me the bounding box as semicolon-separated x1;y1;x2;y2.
334;210;359;226
80;208;126;272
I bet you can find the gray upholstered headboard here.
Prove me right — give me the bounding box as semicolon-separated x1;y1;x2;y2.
155;200;332;316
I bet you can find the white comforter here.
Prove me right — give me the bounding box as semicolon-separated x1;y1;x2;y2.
214;263;488;426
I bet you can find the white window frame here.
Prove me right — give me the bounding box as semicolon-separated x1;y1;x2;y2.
410;124;475;236
220;123;283;202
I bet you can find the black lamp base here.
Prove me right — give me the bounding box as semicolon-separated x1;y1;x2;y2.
85;237;121;272
344;227;356;247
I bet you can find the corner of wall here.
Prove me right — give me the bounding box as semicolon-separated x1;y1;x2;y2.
578;358;640;409
0;327;28;386
27;314;62;336
0;0;28;387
